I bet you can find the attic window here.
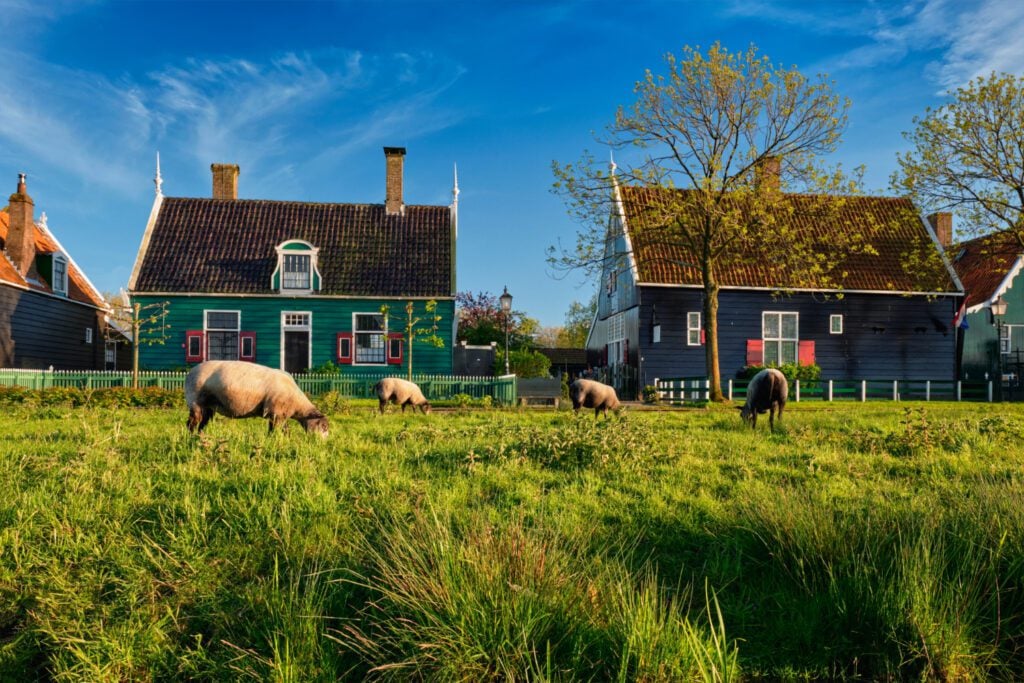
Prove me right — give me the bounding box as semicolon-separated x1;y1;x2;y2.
272;240;321;294
52;254;67;295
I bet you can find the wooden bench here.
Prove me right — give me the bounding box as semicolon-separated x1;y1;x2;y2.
516;377;562;408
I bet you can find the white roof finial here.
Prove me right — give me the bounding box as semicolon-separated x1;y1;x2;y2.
609;150;617;173
452;163;460;204
39;211;48;229
154;151;163;197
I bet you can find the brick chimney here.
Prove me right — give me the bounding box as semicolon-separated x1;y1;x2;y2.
211;163;240;200
384;147;406;215
927;212;953;248
755;156;781;192
6;173;35;276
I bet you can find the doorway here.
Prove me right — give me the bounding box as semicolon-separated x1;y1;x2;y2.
281;312;312;373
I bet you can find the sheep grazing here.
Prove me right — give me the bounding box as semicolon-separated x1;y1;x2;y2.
375;377;432;415
570;378;622;417
185;361;329;436
737;368;788;432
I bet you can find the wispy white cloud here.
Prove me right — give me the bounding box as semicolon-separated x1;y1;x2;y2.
0;46;465;196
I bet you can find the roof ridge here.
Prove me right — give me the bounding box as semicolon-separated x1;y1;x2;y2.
162;196;450;210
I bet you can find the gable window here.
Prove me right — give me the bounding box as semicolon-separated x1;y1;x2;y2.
354;313;386;364
273;240;321;294
763;312;798;366
830;314;843;335
687;312;702;346
206;310;240;361
52;254;67;295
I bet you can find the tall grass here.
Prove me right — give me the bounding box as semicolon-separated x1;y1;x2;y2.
1;401;1024;679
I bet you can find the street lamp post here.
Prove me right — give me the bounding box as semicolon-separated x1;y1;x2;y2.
500;286;513;375
992;296;1008;400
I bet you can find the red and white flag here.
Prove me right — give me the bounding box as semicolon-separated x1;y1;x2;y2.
953;296;969;330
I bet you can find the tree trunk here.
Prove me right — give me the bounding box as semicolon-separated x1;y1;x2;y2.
703;265;725;402
131;303;140;390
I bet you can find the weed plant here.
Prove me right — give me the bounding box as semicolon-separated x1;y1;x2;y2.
0;402;1023;680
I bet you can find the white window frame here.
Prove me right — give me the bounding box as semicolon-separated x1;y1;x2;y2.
830;314;843;335
1000;324;1023;355
687;312;701;346
606;312;626;367
280;311;312;370
353;311;388;366
652;324;661;344
762;311;799;366
85;327;93;344
273;240;321;295
607;270;619;313
205;309;241;361
52;253;68;295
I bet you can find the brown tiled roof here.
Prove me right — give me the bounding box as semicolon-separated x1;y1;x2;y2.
0;209;107;308
620;187;959;293
134;198;454;297
950;231;1022;309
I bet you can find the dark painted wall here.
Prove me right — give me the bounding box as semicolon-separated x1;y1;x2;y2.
0;285;104;369
635;286;959;384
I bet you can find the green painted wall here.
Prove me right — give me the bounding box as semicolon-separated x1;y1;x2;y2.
961;278;1024;380
133;295;455;375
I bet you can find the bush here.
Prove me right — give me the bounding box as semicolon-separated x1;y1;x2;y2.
0;385;181;408
642;385;661;404
739;362;821;385
493;349;552;378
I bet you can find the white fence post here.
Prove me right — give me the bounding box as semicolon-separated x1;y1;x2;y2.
956;381;962;401
893;380;898;401
704;378;710;402
795;379;800;402
728;379;733;401
926;380;931;401
827;379;833;401
860;380;867;402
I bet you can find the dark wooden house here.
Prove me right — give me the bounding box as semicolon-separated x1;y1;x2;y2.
0;174;119;370
129;148;457;375
587;180;964;396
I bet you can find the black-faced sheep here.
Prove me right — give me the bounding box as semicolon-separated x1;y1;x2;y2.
374;377;432;415
185;361;329;436
570;378;622;417
737;368;788;432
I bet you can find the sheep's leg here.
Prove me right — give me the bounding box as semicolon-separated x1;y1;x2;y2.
769;406;775;433
187;405;202;432
196;406;214;433
378;399;386;415
750;413;757;430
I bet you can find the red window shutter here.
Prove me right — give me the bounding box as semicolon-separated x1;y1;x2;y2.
700;328;706;345
337;332;354;364
185;330;204;363
746;339;764;366
798;340;816;366
239;332;257;362
387;333;403;365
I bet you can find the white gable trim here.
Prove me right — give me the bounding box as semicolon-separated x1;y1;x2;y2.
966;255;1024;314
36;220;108;311
128;193;164;292
610;172;640;282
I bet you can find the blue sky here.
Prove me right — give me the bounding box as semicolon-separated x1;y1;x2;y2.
2;0;1023;328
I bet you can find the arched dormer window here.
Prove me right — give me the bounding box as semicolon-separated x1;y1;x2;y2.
271;240;321;294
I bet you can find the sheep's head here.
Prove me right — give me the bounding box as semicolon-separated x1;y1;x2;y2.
736;404;755;425
301;412;329;437
421;401;433;415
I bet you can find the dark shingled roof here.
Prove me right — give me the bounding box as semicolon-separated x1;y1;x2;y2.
950;231;1023;309
620;187;960;294
134;198;454;297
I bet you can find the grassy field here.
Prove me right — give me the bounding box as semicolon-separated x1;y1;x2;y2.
2;399;1024;681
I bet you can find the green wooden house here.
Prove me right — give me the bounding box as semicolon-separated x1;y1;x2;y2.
128;148;457;375
951;228;1024;386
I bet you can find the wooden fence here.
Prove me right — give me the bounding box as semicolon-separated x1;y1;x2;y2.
0;369;518;403
654;376;995;404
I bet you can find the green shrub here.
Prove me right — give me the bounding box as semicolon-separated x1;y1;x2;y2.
739;362;821;385
493;349;552;378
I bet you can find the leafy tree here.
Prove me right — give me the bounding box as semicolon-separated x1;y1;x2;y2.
893;72;1024;244
533;326;564;348
380;300;444;380
557;295;597;348
552;43;867;401
494;348;552;378
456;290;539;349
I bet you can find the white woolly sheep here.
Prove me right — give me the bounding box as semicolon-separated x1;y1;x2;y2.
185;361;328;436
570;378;622;417
375;377;432;415
737;368;788;433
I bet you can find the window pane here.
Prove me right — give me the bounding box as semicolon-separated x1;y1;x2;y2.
781;341;797;365
356;332;385;363
208;331;239;360
831;315;842;334
356;314;385;332
207;312;239;330
688;329;700;345
188;336;202;357
764;314;779;338
763;341;779;366
283;254;310;289
781;313;798;339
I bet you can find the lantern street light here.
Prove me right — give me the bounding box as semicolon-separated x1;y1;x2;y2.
992;296;1008;398
500;286;513;375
